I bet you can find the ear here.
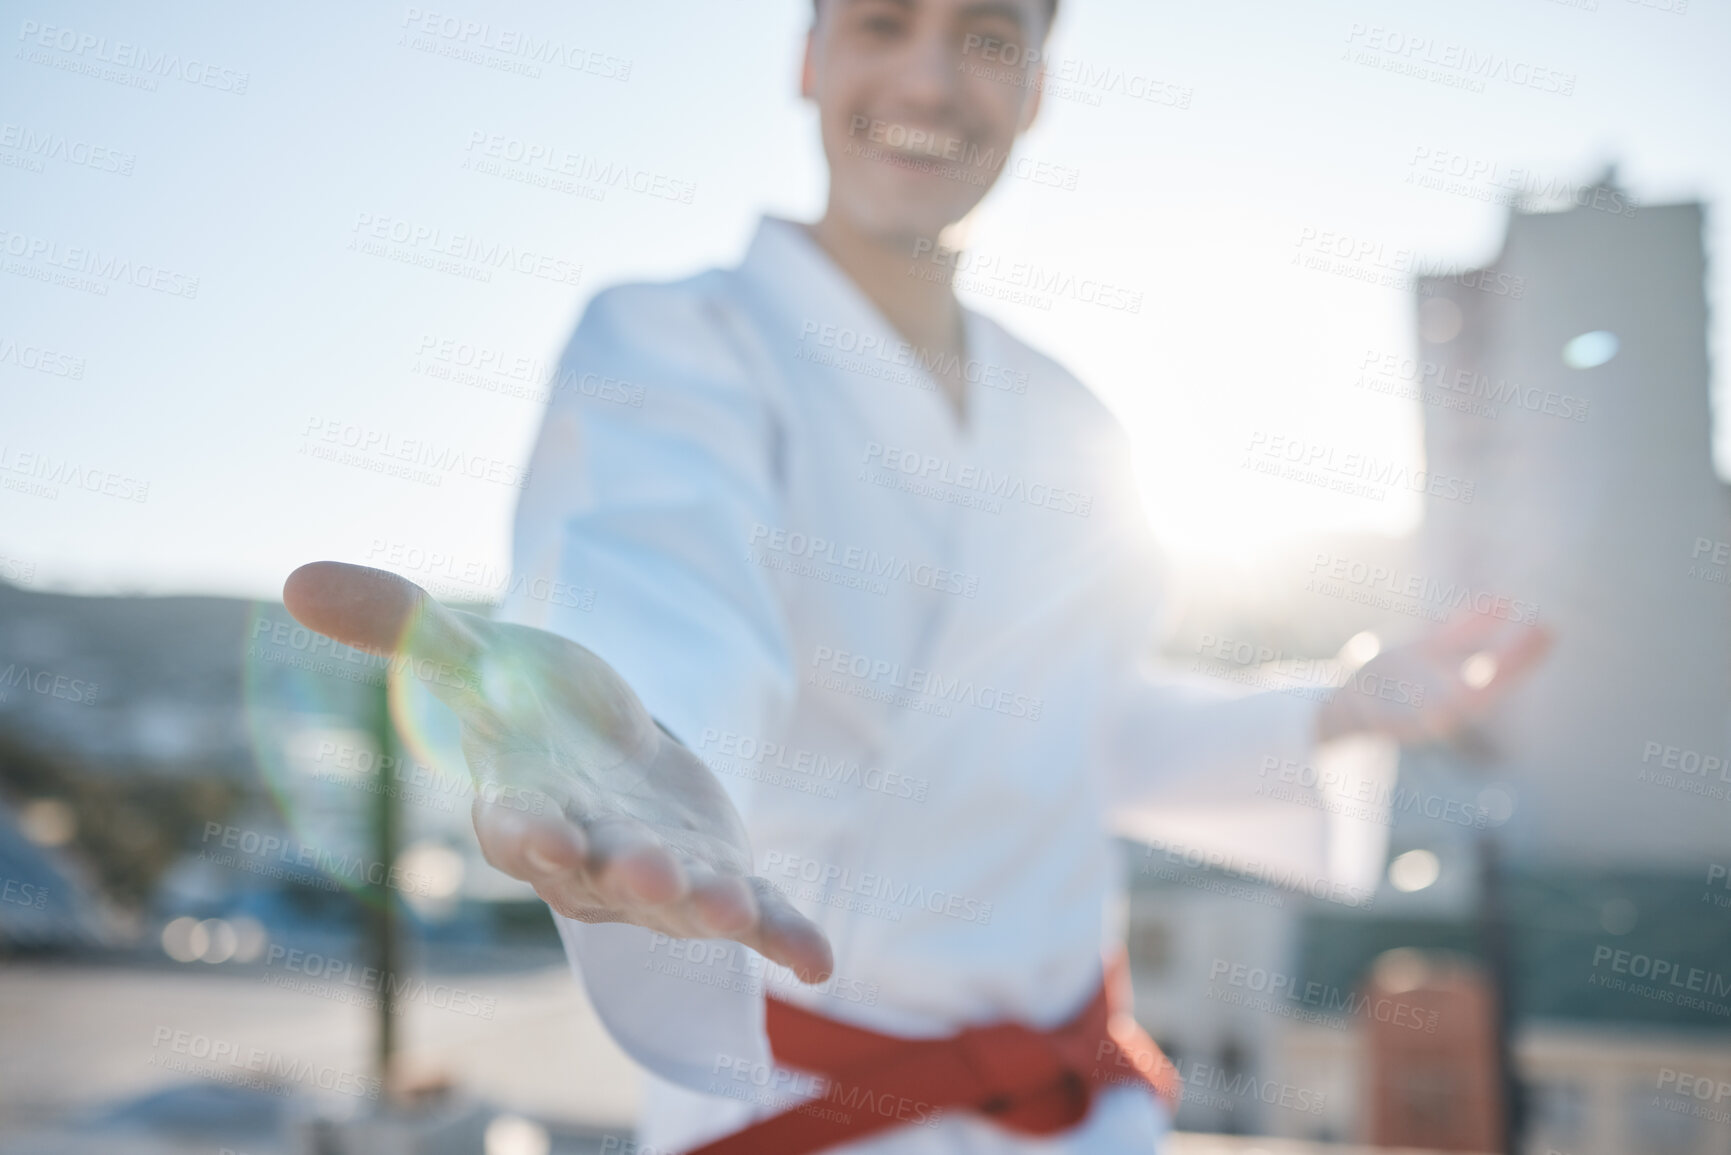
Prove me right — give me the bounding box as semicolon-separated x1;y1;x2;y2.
800;24;817;101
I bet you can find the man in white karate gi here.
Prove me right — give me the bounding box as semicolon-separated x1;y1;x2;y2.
284;0;1549;1149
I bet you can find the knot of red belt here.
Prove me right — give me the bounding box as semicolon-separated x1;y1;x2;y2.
687;961;1179;1155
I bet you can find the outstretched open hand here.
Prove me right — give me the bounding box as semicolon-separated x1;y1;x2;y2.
283;561;833;982
1317;612;1554;746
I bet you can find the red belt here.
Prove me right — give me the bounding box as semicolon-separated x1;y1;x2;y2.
688;952;1180;1155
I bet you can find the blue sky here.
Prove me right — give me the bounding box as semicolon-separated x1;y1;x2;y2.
3;0;1727;596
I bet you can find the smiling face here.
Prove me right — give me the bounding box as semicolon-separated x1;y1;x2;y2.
804;0;1050;247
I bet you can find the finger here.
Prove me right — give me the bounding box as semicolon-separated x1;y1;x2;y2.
284;560;484;671
1424;610;1503;658
473;799;587;882
584;815;689;907
1476;623;1554;695
686;872;759;938
736;877;835;984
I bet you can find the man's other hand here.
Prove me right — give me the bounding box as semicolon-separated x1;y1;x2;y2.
1316;613;1554;746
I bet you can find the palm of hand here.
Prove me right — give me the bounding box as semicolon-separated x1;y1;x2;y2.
284;561;832;980
454;619;751;867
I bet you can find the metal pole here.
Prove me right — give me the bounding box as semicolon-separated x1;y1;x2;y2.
369;678;401;1103
1476;825;1522;1154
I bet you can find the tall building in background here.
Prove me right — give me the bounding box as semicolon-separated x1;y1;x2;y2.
1372;185;1731;1155
1416;180;1731;869
1125;186;1731;1155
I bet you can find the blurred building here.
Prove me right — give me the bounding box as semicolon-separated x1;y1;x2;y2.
1126;184;1731;1155
1412;180;1731;1155
1417;177;1730;869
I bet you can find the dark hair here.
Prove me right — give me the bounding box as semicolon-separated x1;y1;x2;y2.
813;0;1060;27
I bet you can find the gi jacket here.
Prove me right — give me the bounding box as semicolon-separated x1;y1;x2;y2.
502;217;1345;1152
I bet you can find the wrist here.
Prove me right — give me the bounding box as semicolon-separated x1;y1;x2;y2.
1315;690;1355;745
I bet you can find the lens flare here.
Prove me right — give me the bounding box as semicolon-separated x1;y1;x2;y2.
243;602;409;905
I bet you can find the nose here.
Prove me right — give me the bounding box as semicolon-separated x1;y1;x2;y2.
888;22;961;118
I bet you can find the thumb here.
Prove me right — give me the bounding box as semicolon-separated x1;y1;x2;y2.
283;561;485;702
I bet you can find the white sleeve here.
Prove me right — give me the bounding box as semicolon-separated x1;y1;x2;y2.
1099;667;1394;903
499;280;795;1092
1101;664;1321;811
1086;416;1390;901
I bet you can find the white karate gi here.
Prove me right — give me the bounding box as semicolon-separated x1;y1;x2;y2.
501;217;1333;1153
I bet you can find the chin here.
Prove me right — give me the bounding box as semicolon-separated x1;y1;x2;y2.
840;170;979;249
